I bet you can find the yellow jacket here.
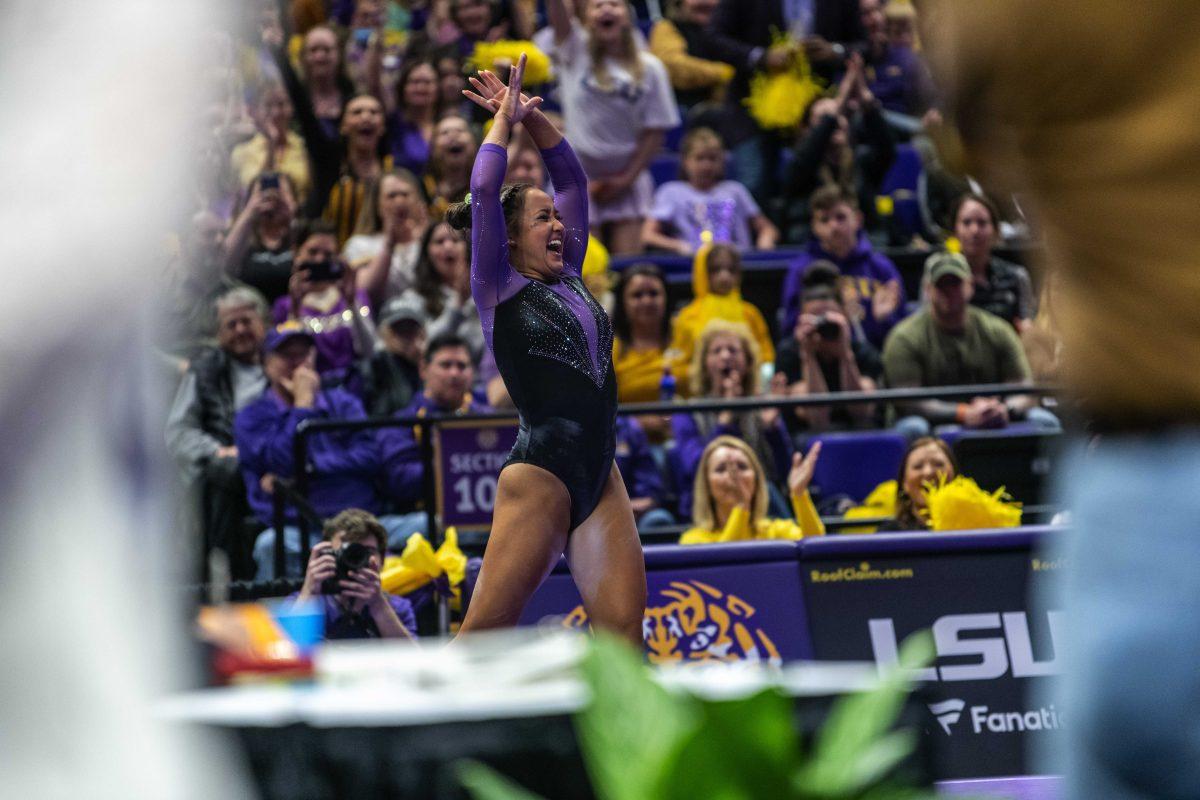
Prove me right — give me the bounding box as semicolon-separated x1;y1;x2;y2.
648;20;735;94
679;490;824;544
669;245;775;394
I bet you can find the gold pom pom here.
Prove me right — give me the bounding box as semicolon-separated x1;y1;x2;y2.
925;476;1022;532
469;41;553;86
743;35;824;131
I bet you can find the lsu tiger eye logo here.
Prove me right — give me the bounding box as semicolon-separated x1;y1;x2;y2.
562;580;781;665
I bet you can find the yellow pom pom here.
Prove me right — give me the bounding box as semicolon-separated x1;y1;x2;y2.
875;195;895;216
469;41;553;85
839;480;898;534
743;38;824;131
925;476;1022;532
945;236;962;254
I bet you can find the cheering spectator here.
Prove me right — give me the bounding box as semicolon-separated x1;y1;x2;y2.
436;51;471;116
230;82;312;204
857;0;936;118
381;334;489;546
647;0;737;109
223;173;299;304
424;113;479;220
615;416;676;531
679;435;824;544
673;320;792;512
948;192;1034;327
776;262;879;432
274;220;376;376
545;0;682;254
611;263;673;403
669;244;775;392
320;93;392;245
343;169;429;306
784;54;895;237
358;296;429;416
395;221;485;360
878;436;957;532
643;127;778;254
166;287;269;579
238;324;395;579
385;59;443;175
882;252;1059;438
780;185;904;347
294;509;416;640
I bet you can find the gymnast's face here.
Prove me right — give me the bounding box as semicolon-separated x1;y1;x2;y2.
510;188;566;280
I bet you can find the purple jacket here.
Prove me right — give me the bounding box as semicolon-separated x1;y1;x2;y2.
235;387;383;526
780;232;905;348
380;391;492;509
866;44;938;117
614;416;665;505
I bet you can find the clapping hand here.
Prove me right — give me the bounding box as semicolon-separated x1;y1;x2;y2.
787;442;822;497
462;54;542;124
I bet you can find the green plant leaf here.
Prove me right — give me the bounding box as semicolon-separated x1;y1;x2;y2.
656;688;802;800
574;633;699;800
796;632;935;796
456;760;549;800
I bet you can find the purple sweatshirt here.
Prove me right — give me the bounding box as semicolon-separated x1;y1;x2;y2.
468;140;606;377
780;232;905;349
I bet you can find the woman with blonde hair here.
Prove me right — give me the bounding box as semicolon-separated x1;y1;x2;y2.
544;0;682;254
680;435;824;544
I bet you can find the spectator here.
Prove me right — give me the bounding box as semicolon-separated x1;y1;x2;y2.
223;173;299;304
615;415;676;531
274;219;377;376
238;323;398;579
776;262;880;432
359;296;428;416
1022;269;1063;384
647;0;737;110
669;244;775;392
679;435;824;543
343;169;429;306
783;54;895;238
611;263;673;403
877;436;956;532
395;221;485;360
882;252;1060;438
320;93;392;245
642;127;779;254
410;0;533;60
672;319;792;513
436;51;471;116
780;185;904;348
167;210;242;359
858;0;937;118
545;0;682;254
166;287;269;579
706;0;861;201
293;508;417;639
385;59;443;176
947;192;1034;328
230;82;313;204
423;113;479;220
381;334;489;547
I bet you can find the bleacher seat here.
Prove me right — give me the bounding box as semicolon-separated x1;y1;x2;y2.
650;153;680;187
809;430;908;503
879;144;925;238
949;429;1061;505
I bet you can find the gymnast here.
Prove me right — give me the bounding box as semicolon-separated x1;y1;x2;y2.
447;55;646;644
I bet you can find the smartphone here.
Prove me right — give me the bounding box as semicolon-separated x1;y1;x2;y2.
259;172;280;191
301;259;344;283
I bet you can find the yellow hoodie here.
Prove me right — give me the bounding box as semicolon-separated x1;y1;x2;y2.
679;490;824;544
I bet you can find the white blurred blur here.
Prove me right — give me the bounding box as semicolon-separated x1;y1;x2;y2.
0;1;249;796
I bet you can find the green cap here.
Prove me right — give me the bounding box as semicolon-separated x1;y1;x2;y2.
924;251;971;284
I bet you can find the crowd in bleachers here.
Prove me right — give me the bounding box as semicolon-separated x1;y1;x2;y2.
166;0;1066;583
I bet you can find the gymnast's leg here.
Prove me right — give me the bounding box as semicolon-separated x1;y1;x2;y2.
566;465;648;647
458;463;572;633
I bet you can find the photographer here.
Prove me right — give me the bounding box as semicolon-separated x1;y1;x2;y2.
294;509;416;641
270;219;376;378
776;262;880;433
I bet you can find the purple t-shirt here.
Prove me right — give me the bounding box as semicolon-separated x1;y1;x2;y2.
468;140;606;378
649;180;761;249
272;290;372;374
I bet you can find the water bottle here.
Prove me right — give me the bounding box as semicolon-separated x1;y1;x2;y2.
659;366;677;401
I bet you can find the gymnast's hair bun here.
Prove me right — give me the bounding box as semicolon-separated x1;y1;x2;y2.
445;198;472;231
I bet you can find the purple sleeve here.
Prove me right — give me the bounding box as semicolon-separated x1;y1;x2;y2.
780;255;813;335
540;139;590;277
307;390;382;477
388;594;418;635
469;143;517;311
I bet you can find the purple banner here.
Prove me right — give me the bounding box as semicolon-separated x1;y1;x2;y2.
519;542;813;665
433;420;519;530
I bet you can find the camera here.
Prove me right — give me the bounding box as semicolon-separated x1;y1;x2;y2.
299;258;345;283
813;314;841;341
320;542;372;595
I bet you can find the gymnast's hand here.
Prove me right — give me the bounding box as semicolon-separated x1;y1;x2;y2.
463;53;542;124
